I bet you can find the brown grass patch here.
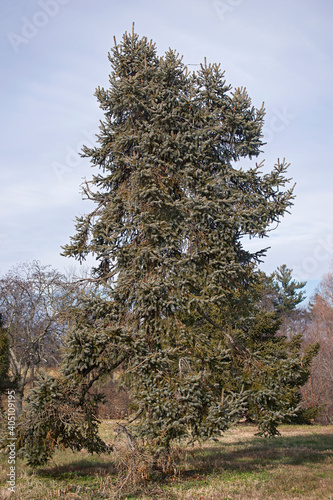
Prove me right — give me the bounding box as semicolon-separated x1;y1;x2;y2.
0;424;332;499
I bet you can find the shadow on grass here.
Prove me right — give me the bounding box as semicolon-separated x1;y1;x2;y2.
36;458;117;482
32;432;332;490
190;432;333;477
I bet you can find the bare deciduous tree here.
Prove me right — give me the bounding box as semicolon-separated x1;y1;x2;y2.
0;261;76;414
301;270;333;423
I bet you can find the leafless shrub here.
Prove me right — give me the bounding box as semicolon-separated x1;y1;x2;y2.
106;423;186;498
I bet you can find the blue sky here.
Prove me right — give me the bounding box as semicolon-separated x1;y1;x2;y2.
1;0;332;302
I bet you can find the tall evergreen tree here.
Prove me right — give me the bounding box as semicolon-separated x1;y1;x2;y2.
18;28;316;465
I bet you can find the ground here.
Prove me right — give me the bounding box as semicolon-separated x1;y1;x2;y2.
0;423;332;499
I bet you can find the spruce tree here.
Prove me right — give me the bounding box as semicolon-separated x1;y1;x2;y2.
19;27;315;465
61;27;301;440
272;264;306;313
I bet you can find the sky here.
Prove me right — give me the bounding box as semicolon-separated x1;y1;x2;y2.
1;0;332;302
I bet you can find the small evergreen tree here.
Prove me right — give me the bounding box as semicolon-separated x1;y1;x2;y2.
0;314;10;392
0;314;15;419
272;264;306;314
19;27;316;466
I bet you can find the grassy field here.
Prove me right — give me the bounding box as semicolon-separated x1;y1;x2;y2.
0;423;332;499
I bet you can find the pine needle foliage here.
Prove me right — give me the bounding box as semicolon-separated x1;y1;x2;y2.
19;28;315;466
61;26;300;442
16;372;107;467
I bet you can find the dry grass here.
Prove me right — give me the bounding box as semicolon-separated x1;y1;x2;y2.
0;424;332;499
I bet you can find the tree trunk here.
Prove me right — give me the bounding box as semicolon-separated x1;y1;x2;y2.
15;387;24;417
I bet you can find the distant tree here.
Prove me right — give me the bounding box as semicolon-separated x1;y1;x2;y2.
302;270;333;423
0;314;12;415
258;265;308;339
0;314;10;387
0;261;75;414
18;28;316;466
272;264;306;314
